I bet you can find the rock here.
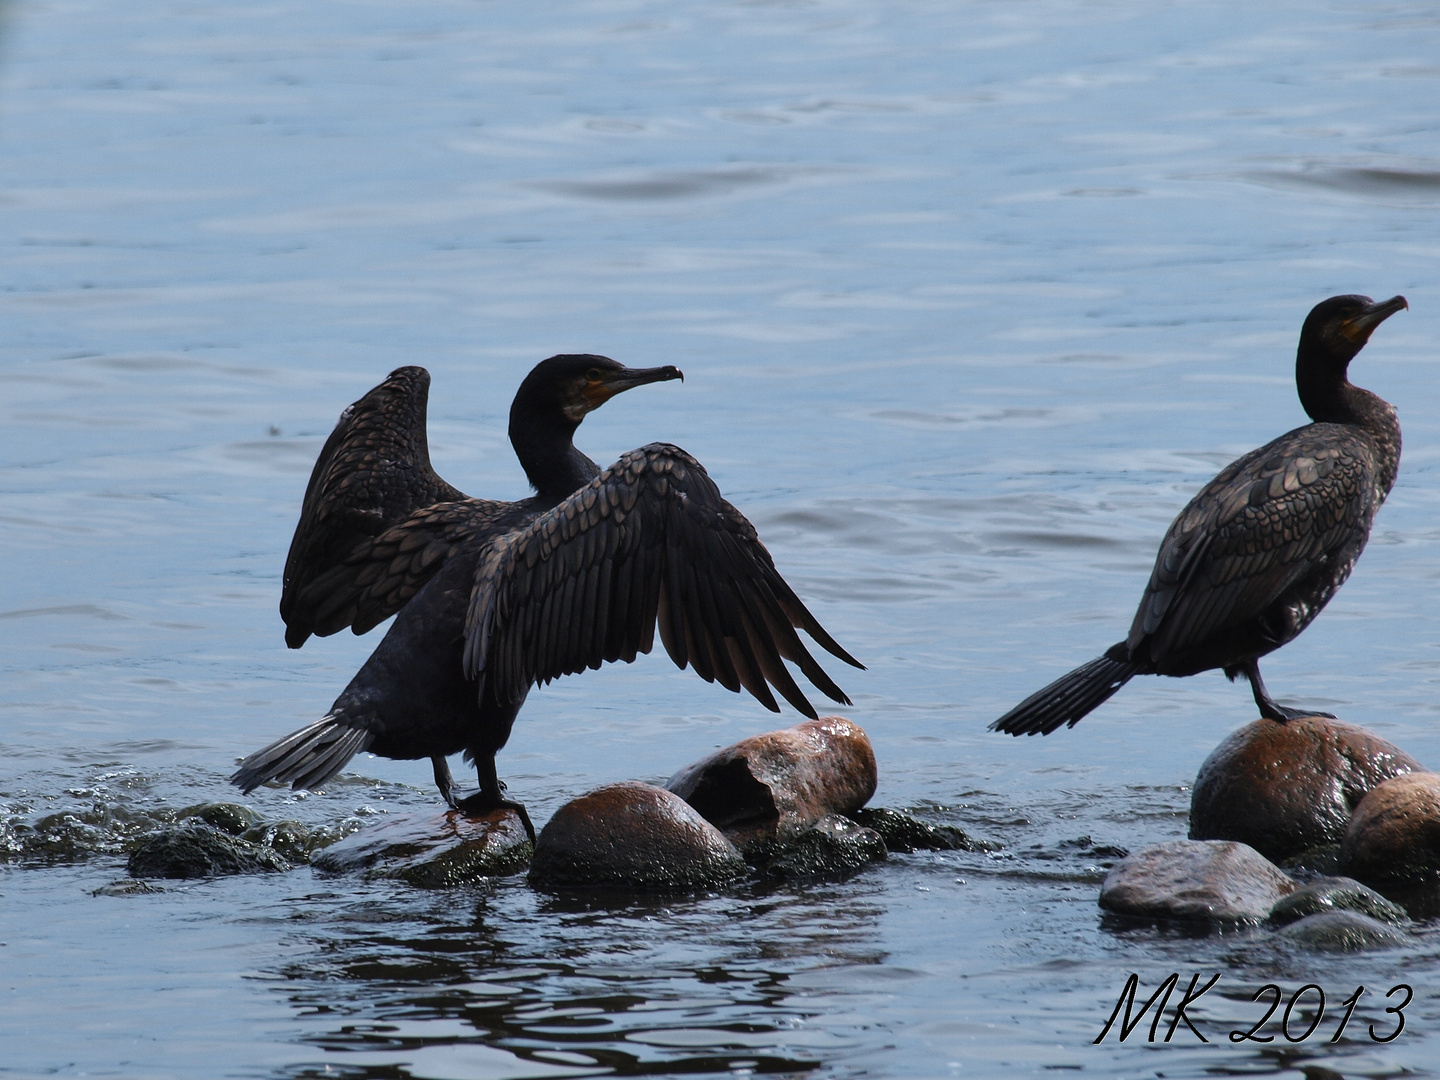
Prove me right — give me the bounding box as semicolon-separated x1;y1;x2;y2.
1340;771;1440;883
241;819;315;863
127;822;291;878
845;807;997;853
1277;911;1409;951
529;782;746;891
1268;876;1407;927
92;878;165;897
312;808;531;887
177;801;263;836
1277;844;1345;877
1189;716;1420;860
666;716;878;858
1099;839;1295;924
766;814;887;881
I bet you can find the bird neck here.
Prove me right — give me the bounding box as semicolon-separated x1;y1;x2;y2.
508;412;599;504
1299;373;1401;504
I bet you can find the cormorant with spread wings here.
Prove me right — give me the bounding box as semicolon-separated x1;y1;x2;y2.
232;356;863;836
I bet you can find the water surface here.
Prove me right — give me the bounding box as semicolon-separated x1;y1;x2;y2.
4;1;1440;1076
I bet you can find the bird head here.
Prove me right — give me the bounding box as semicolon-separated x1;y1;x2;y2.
1300;294;1408;364
515;354;684;426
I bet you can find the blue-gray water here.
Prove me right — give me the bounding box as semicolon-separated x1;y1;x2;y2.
4;1;1440;1076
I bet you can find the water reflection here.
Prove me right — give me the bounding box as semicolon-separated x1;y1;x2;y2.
270;884;887;1077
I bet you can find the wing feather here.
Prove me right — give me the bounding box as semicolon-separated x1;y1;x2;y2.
463;443;862;714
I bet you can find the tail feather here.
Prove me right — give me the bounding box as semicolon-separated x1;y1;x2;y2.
231;715;374;794
990;651;1139;736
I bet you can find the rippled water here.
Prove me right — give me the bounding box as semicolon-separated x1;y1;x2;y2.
4;1;1440;1076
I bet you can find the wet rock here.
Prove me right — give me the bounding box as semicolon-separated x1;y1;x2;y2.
1189;716;1420;860
312;808;531;887
529;782;745;891
845;807;998;853
1268;876;1407;927
177;801;262;836
1099;839;1295;924
1277;911;1409;952
241;819;315;863
666;716;877;858
127;822;291;879
1340;771;1440;883
766;814;887;882
92;878;165;897
1277;844;1344;877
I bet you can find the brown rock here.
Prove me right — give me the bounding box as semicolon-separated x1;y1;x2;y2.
311;807;531;887
1189;716;1420;860
1099;839;1295;923
1340;772;1440;883
665;716;878;857
528;782;746;891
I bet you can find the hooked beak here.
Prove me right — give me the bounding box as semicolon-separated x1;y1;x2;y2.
1341;295;1408;344
585;364;684;408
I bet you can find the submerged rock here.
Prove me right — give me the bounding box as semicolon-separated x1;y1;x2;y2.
1340;772;1440;883
92;878;165;897
1277;911;1409;952
241;819;315;863
1268;876;1407;927
1099;839;1294;924
666;716;878;858
127;822;292;879
1189;716;1420;860
845;807;997;853
312;807;531;887
529;782;746;891
177;801;263;836
766;814;887;882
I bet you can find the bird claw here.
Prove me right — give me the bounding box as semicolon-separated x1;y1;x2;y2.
1262;704;1336;723
455;791;537;845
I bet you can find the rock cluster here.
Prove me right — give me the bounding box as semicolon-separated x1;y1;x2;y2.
1187;715;1438;886
124;716;982;893
1100;714;1436;947
1189;716;1419;860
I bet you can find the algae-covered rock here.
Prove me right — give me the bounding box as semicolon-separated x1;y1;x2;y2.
177;801;263;836
312;807;531;887
845;807;997;853
766;814;887;882
127;822;291;878
1268;876;1407;927
1277;911;1409;952
529;782;745;891
1099;839;1294;924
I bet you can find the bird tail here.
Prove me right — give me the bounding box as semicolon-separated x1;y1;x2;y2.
230;715;375;794
989;648;1139;736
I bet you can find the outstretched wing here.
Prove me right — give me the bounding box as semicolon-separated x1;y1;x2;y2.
1128;424;1376;662
463;443;863;716
281;366;470;648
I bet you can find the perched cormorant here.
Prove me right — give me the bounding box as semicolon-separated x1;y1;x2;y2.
232;356;863;834
991;294;1407;737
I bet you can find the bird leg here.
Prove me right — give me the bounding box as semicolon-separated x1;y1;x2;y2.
1237;659;1335;723
455;754;536;844
432;755;460;809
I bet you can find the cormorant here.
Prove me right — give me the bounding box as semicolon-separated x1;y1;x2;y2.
232;356;863;835
991;294;1407;737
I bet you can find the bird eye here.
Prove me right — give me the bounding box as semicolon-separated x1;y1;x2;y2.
587;368;602;381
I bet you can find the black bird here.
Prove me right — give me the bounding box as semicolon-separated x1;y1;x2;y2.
991;294;1407;737
232;355;863;834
